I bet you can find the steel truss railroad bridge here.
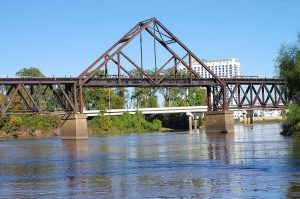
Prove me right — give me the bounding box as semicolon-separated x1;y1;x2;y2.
0;18;287;115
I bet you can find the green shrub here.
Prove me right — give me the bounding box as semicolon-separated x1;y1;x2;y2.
0;115;7;129
21;115;61;132
3;115;22;132
88;114;113;131
97;114;113;131
286;105;300;126
281;105;300;136
89;112;162;134
150;119;162;131
0;114;61;135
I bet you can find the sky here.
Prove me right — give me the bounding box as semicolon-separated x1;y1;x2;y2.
0;0;300;78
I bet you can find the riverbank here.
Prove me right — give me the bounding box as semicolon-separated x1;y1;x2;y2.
0;113;289;139
0;129;60;139
0;113;163;138
0;115;61;138
234;117;285;124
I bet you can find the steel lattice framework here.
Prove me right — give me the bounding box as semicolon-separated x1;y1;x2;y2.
0;18;287;115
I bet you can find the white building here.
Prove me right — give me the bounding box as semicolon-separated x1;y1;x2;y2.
179;58;241;78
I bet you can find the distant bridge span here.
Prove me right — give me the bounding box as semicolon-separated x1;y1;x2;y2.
84;106;208;117
84;105;284;117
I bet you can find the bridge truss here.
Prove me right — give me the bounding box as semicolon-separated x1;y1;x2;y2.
0;18;287;115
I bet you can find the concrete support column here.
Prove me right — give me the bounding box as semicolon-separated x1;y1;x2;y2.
188;115;193;132
246;110;254;125
194;119;198;130
206;110;234;133
243;113;248;125
61;114;88;140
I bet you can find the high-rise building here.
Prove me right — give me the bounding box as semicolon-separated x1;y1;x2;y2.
179;58;241;78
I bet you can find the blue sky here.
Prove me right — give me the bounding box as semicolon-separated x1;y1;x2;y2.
0;0;299;77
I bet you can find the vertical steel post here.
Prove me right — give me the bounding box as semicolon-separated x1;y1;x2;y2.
140;31;143;70
30;85;34;110
38;84;42;113
189;54;192;84
250;83;253;107
117;52;121;84
262;84;265;105
1;84;4;114
73;83;78;113
65;84;70;111
105;55;108;77
207;86;211;112
153;22;157;81
213;86;216;110
79;85;83;113
222;85;228;110
238;84;241;107
274;84;278;105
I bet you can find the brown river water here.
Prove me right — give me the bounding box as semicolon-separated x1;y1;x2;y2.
0;123;300;198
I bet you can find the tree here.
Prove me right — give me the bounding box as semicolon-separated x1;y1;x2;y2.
276;33;300;136
16;67;44;77
84;88;126;110
276;33;300;104
158;87;206;107
131;87;158;108
187;87;207;106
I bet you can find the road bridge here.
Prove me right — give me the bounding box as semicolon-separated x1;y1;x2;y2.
0;18;287;139
84;105;284;117
84;106;208;117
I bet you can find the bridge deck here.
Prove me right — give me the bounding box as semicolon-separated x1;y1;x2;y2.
0;77;285;87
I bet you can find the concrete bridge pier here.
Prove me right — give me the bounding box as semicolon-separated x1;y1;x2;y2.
187;113;203;132
61;114;88;140
243;110;254;125
206;111;234;133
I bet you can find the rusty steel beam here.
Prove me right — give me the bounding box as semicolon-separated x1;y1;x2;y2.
144;27;201;80
4;85;20;114
0;77;287;114
78;18;223;88
153;18;223;84
120;51;156;84
156;55;174;77
223;82;287;110
78;20;143;80
58;84;76;112
156;53;189;84
21;84;40;112
79;19;155;85
0;82;79;114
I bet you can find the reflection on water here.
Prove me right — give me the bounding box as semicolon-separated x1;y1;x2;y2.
0;123;300;198
62;140;89;198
